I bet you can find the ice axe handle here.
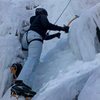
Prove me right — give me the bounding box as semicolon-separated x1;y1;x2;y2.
67;15;79;26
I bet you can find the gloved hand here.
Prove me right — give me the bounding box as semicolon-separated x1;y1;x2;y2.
62;25;69;33
55;32;61;38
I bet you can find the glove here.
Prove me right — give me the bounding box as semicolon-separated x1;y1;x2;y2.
62;25;69;33
55;32;61;38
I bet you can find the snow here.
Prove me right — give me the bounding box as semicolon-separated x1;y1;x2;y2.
78;66;100;100
69;8;97;61
0;68;13;97
0;35;21;80
32;55;100;100
0;0;100;100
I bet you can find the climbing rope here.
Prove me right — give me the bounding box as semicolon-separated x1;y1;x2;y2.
54;0;72;24
47;0;71;34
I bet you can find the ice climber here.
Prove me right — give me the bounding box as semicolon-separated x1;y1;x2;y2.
11;8;70;97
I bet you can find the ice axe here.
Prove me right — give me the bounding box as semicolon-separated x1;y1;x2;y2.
66;15;79;27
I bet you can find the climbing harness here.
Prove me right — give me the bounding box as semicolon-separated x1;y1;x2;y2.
22;32;43;51
25;32;43;45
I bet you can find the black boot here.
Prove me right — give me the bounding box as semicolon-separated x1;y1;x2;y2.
14;80;31;90
11;80;36;98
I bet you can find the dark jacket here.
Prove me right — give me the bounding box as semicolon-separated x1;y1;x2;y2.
29;15;67;39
